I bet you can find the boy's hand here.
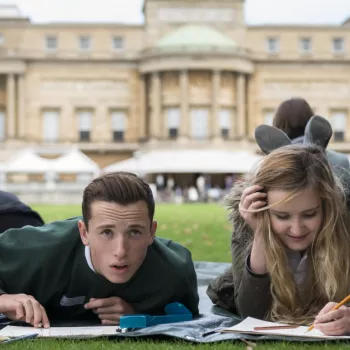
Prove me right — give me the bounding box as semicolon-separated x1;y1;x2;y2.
0;294;50;328
85;297;135;325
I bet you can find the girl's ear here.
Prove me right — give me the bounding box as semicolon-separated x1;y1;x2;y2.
255;125;292;154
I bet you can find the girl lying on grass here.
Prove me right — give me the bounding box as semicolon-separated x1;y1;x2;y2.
208;117;350;336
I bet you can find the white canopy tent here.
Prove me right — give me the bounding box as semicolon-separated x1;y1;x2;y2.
50;148;100;177
1;148;101;193
104;157;140;173
4;149;53;173
104;149;263;174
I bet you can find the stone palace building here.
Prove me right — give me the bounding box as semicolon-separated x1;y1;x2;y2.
0;0;349;168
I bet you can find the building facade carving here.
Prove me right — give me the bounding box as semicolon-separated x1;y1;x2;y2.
157;8;236;23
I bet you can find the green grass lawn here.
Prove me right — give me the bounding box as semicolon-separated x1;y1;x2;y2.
32;203;233;262
4;204;350;349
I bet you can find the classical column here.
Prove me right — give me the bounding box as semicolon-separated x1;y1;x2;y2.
150;72;161;141
236;73;246;138
179;70;189;139
211;70;221;139
6;74;15;139
17;74;25;139
139;74;146;141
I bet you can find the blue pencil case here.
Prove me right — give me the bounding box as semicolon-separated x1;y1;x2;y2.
119;302;192;329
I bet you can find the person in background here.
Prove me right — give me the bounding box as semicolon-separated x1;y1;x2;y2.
273;97;314;141
273;97;350;192
0;190;44;233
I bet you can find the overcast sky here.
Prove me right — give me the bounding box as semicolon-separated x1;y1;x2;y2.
3;0;350;25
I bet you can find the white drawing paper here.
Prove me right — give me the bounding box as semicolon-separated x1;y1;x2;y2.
221;317;350;339
0;325;118;339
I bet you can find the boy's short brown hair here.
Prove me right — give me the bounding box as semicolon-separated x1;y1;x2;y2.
82;172;155;229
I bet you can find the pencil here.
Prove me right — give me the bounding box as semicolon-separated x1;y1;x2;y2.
2;333;38;343
254;325;299;331
306;294;350;333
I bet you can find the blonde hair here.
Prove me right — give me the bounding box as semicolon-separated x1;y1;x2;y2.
247;144;350;324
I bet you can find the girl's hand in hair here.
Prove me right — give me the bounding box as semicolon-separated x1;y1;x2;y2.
314;302;350;336
239;185;267;231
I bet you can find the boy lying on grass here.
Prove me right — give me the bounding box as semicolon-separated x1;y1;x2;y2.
0;172;199;328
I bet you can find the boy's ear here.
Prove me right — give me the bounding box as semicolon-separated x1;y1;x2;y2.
303;115;332;150
149;221;157;245
255;125;292;154
78;220;89;246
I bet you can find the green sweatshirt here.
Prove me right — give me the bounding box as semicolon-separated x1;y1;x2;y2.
0;217;199;322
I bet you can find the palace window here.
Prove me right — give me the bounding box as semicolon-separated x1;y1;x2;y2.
300;37;312;53
43;109;59;142
333;38;344;53
45;35;57;51
111;110;127;142
330;110;346;141
191;108;208;140
77;109;92;141
112;36;124;50
263;110;274;126
166;108;180;139
266;37;279;54
0;109;5;141
79;35;91;51
219;109;231;139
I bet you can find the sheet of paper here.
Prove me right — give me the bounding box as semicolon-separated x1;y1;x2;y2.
221;317;350;339
0;325;118;339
